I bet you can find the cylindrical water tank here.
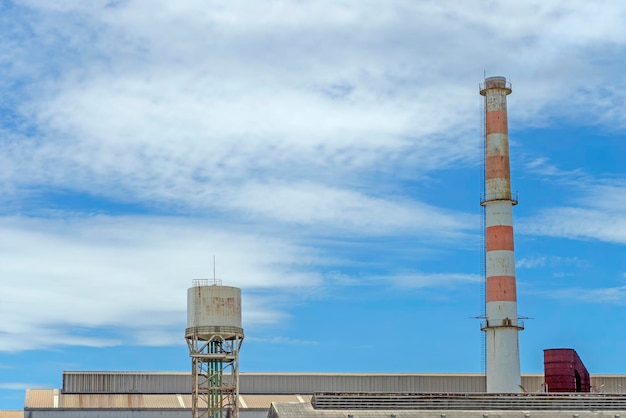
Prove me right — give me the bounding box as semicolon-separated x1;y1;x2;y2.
186;282;244;341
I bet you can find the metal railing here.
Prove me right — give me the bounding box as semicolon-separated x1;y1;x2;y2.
480;191;519;206
312;392;626;411
193;278;223;287
479;79;512;93
480;319;525;331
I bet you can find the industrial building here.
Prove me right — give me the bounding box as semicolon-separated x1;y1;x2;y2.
3;76;625;417
11;370;626;417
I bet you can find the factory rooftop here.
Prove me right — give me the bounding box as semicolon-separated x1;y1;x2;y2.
3;371;625;417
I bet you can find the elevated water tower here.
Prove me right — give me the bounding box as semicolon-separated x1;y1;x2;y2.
186;279;244;418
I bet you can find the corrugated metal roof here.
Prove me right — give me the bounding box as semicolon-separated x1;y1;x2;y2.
72;395;178;409
590;375;626;394
26;373;626;411
243;372;490;379
240;394;309;409
26;391;295;410
311;392;626;411
63;371;190;394
58;371;603;396
63;371;189;377
25;391;189;410
269;402;626;418
61;394;144;408
239;373;490;394
24;389;55;408
0;412;23;418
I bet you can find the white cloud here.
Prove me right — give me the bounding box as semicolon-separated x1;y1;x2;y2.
384;273;482;289
516;256;588;269
516;257;547;269
2;0;626;353
221;181;474;236
0;213;479;351
3;0;626;216
0;382;41;390
0;333;121;353
0;215;318;351
519;179;626;244
521;206;626;244
577;183;626;212
246;336;318;346
539;285;626;305
523;158;587;181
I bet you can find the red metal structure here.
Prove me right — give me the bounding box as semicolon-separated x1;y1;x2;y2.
544;348;590;392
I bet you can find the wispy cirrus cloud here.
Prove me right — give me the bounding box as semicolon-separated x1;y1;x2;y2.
2;0;626;217
536;285;626;305
0;215;318;351
520;201;626;244
221;181;475;236
1;0;626;356
383;273;482;289
516;256;589;269
518;163;626;244
246;336;319;346
523;157;588;181
0;382;41;390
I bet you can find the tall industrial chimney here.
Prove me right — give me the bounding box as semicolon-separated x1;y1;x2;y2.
479;76;523;393
186;279;244;418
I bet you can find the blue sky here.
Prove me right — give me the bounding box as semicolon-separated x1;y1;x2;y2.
1;0;626;409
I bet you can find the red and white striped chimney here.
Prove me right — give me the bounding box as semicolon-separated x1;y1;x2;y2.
479;76;523;393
